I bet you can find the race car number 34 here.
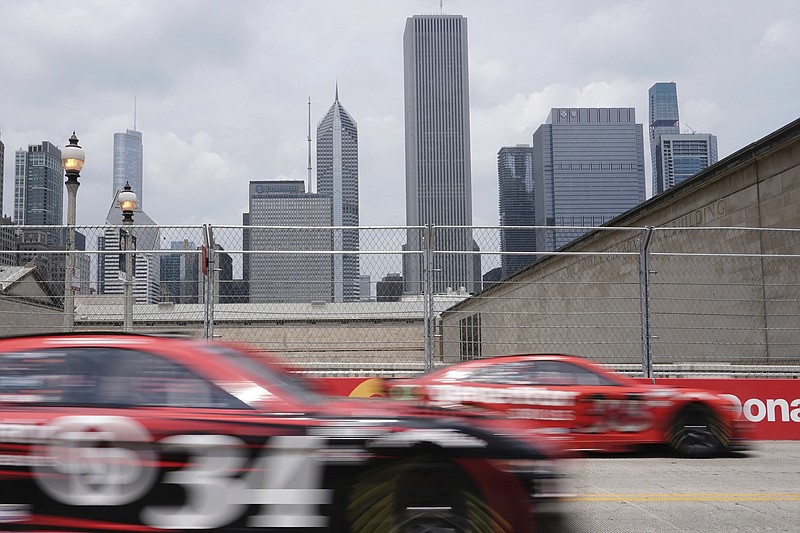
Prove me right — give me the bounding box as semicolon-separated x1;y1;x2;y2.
28;416;332;529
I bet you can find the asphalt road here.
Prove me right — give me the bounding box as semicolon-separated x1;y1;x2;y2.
555;441;800;533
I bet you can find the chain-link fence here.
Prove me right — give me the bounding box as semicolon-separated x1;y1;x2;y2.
1;224;798;377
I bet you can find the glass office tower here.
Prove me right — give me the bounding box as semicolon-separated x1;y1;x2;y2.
533;108;646;251
656;133;718;192
112;129;143;207
498;145;536;279
649;82;680;194
14;141;63;229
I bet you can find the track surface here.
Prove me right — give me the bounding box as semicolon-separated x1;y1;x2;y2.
558;441;800;533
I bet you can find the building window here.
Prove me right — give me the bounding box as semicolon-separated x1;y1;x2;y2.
459;313;481;361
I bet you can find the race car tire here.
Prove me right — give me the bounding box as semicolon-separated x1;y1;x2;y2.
346;455;511;533
668;403;729;458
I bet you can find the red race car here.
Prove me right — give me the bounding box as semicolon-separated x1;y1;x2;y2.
385;354;750;458
0;334;566;533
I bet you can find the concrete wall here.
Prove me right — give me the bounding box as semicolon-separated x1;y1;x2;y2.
440;118;800;368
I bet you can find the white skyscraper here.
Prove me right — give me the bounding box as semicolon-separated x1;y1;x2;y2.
247;180;333;303
316;87;360;302
403;14;477;294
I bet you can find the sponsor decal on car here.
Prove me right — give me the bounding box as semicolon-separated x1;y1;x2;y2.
428;385;580;407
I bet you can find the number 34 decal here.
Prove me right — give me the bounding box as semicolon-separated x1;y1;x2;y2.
32;416;332;529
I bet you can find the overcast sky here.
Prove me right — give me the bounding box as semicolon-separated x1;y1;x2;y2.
1;0;798;229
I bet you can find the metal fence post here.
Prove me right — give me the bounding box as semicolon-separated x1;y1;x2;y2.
423;224;435;371
639;226;654;379
203;224;216;341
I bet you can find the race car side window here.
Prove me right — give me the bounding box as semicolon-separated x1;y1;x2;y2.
465;360;620;387
0;348;250;409
466;362;536;384
534;361;618;387
0;349;83;404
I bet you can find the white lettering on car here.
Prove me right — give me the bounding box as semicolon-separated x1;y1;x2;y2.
4;417;335;529
507;408;575;421
143;434;333;529
428;385;579;407
369;428;487;449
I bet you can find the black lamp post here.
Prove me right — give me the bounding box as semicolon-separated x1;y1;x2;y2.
61;132;85;331
118;182;137;331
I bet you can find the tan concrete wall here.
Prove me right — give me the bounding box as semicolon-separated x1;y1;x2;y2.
441;120;800;369
0;299;63;336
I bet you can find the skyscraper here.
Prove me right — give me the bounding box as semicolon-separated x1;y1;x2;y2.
533;108;645;251
112;129;143;206
316;87;360;302
648;83;680;180
649;83;718;194
498;145;536;279
160;240;199;303
655;133;718;193
403;14;478;294
14;141;63;232
247;180;332;303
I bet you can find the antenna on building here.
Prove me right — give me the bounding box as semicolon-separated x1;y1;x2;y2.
684;123;696;134
307;96;313;193
133;96;137;130
440;0;444;14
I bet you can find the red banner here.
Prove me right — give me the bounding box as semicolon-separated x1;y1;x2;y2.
323;377;800;441
646;378;800;440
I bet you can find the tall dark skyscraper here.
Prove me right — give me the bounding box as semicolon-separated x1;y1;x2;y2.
160;240;199;303
316;87;360;302
403;14;478;294
533;108;645;251
649;82;680;194
649;83;718;194
113;129;143;207
498;145;536;279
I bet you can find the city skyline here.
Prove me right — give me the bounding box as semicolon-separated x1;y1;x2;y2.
0;1;798;231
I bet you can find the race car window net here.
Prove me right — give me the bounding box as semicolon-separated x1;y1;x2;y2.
0;347;251;410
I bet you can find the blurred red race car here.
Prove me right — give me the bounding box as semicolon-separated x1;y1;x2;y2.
0;334;566;533
385;354;750;458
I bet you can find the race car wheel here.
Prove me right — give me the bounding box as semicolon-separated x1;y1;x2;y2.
346;455;511;533
668;403;729;458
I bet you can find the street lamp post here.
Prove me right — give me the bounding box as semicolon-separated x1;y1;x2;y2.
61;132;85;332
118;182;137;332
